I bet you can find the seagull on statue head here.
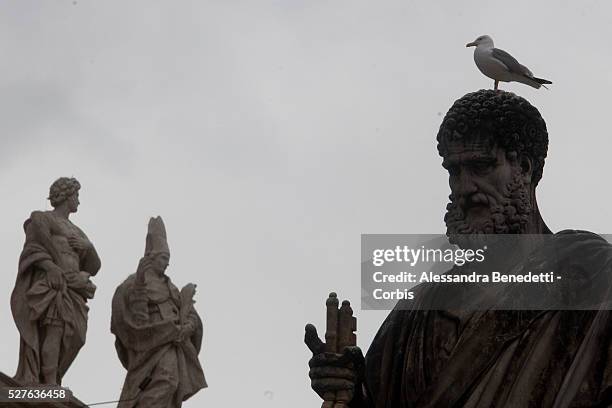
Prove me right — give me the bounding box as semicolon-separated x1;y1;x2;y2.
466;35;552;91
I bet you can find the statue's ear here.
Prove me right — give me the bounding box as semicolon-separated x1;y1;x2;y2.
519;155;533;183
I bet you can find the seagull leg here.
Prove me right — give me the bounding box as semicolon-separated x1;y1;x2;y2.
494;80;499;91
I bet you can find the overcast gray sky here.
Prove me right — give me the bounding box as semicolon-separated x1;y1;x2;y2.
1;1;612;407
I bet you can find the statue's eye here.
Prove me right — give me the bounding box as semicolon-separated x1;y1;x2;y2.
471;161;493;174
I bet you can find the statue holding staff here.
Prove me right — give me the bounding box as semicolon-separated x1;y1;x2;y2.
305;90;612;407
111;216;206;408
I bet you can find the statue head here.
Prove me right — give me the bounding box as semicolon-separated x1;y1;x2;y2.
48;177;81;213
436;90;549;242
144;216;170;275
149;252;170;275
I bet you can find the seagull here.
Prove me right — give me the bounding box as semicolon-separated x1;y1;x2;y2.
466;35;552;90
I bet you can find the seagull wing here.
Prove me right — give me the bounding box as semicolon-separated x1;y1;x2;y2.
492;47;533;77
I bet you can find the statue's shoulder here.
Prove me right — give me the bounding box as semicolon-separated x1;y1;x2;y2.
549;229;612;260
23;210;53;231
164;275;179;290
554;229;610;245
26;210;52;222
114;274;138;295
169;279;182;299
122;273;138;286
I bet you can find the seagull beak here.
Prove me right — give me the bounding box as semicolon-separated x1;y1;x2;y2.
466;41;477;47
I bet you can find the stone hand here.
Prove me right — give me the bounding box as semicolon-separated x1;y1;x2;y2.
305;323;364;406
135;256;151;285
182;321;196;336
65;271;90;287
46;263;66;291
181;283;197;301
66;271;96;299
68;233;91;252
176;321;196;343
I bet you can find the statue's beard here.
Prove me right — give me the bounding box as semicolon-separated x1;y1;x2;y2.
445;172;533;248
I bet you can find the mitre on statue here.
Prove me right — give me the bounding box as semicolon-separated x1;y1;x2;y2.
144;216;170;255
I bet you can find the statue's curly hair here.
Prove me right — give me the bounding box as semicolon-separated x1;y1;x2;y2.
436;90;548;185
48;177;81;208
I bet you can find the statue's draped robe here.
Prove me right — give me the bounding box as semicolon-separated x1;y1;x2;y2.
11;211;100;385
358;231;612;408
111;274;207;408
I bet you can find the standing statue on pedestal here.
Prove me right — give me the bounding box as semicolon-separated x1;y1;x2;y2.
11;177;101;385
111;216;206;408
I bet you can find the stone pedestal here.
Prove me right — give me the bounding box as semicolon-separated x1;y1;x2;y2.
0;372;86;408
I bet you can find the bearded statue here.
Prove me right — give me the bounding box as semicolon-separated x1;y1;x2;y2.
305;90;612;407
